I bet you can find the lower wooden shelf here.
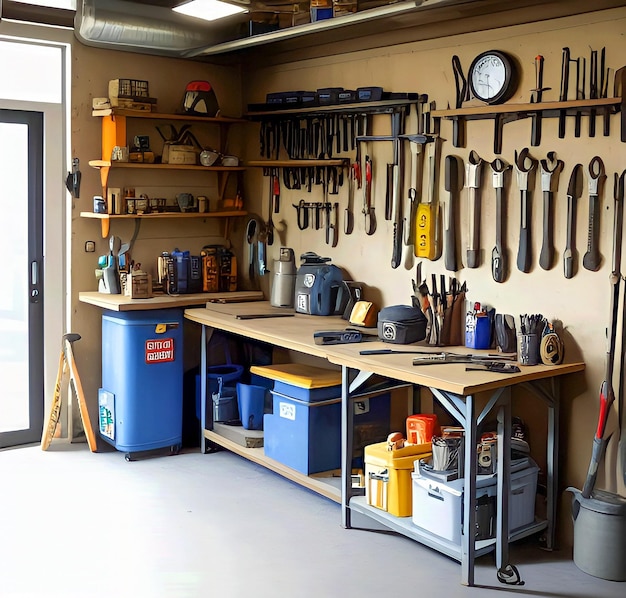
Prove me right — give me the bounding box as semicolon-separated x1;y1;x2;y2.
203;428;341;503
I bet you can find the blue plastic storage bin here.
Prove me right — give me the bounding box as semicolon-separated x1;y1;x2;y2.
99;309;184;458
195;363;244;423
264;391;342;474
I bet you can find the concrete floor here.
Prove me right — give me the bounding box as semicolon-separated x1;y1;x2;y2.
0;443;624;598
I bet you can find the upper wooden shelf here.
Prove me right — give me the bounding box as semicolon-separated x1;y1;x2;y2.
432;97;621;118
92;109;247;124
247;159;349;167
245;98;421;119
88;160;246;172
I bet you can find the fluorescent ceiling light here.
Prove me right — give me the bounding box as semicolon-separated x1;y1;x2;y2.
173;0;247;22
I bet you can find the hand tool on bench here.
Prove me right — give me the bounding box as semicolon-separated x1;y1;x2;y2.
465;150;484;269
558;47;570;139
581;170;625;498
514;148;537;273
361;348;515;359
539;152;564;271
451;55;468;147
583;156;605;272
530;55;550;146
415;138;439;261
490;157;511;282
563;163;583;279
443;154;462;272
466;363;521;374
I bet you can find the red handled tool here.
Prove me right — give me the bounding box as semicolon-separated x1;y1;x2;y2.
582;170;625;498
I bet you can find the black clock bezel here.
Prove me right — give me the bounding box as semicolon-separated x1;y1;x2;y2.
468;50;517;105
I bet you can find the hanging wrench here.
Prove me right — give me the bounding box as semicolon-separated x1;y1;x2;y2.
583;156;605;271
514;148;537;273
490;157;511;283
465;150;483;269
539;152;564;271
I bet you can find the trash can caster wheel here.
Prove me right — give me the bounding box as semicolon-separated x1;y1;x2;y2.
170;444;181;456
125;453;134;462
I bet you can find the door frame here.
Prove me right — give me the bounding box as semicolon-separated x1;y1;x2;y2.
0;26;71;447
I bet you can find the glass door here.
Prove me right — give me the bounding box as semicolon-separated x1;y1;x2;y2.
0;109;44;447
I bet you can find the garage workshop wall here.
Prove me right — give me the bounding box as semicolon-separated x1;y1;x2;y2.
69;6;626;548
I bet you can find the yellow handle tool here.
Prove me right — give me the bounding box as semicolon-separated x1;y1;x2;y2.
415;140;439;259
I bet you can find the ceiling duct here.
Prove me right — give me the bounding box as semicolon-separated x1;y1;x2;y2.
74;0;247;57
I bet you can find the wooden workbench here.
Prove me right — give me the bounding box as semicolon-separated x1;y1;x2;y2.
185;301;584;587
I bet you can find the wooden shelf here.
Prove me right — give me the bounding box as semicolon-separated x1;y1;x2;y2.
92;108;247;124
432;97;621;119
247;159;349;168
88;159;245;172
80;210;247;237
245;97;422;119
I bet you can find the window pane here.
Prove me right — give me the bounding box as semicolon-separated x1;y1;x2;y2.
0;122;30;431
0;41;63;103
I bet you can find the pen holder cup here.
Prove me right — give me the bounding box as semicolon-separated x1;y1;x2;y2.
518;333;540;366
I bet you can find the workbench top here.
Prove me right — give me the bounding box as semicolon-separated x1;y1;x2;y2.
79;290;264;311
185;302;585;396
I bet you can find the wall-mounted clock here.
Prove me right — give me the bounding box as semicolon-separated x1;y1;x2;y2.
468;50;518;105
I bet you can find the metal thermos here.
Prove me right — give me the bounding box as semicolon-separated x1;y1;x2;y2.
270;247;296;308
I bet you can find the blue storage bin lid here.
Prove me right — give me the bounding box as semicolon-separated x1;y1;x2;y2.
102;308;183;326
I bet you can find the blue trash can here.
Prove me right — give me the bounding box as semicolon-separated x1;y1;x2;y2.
98;309;184;460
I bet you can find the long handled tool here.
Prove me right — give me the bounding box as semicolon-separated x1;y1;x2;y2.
581;171;625;498
415;138;439;260
514;148;537;273
582;156;605;271
563;164;583;279
490;158;511;283
41;334;97;452
465;150;483;269
539;152;564;271
530;55;550;146
443;155;461;272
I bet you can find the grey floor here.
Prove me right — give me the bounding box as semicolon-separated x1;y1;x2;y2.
1;444;624;598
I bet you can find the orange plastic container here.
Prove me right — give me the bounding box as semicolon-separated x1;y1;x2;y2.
406;414;440;445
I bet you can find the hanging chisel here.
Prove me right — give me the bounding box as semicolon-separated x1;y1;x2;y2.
564;164;584;279
558;47;570;138
589;49;598;138
465;150;483;269
490;157;511;283
514;148;537;273
582;156;605;272
574;57;585;138
443;154;461;272
539;152;564;271
530;55;550;147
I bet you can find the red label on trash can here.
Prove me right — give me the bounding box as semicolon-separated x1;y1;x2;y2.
145;338;175;363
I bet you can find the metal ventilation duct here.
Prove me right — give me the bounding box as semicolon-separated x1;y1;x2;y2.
74;0;246;57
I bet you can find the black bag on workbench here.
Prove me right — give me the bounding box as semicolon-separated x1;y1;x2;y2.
295;252;346;316
378;305;427;344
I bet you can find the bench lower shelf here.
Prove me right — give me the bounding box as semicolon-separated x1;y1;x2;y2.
203;428;341;503
349;495;548;561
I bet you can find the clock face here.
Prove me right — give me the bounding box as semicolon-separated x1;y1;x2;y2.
469;51;516;104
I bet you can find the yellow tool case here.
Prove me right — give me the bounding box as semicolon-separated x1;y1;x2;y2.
364;441;432;517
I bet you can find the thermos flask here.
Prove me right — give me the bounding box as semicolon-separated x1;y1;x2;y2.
270;247;296;308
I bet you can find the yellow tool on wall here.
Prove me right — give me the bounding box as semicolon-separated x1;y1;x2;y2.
414;139;440;259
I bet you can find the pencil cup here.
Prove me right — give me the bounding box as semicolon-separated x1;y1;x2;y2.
518;333;539;366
